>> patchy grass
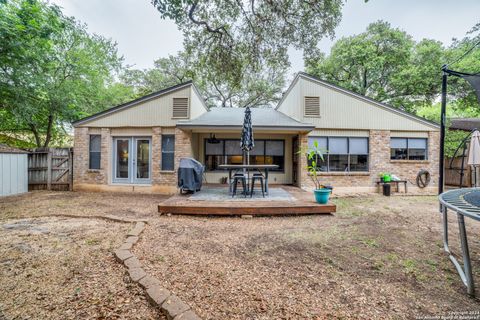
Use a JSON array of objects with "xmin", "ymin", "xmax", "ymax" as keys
[
  {"xmin": 0, "ymin": 191, "xmax": 168, "ymax": 221},
  {"xmin": 362, "ymin": 238, "xmax": 380, "ymax": 248},
  {"xmin": 135, "ymin": 194, "xmax": 480, "ymax": 319},
  {"xmin": 0, "ymin": 192, "xmax": 164, "ymax": 319},
  {"xmin": 2, "ymin": 191, "xmax": 480, "ymax": 319}
]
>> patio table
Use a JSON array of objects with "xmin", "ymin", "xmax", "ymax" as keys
[
  {"xmin": 376, "ymin": 180, "xmax": 408, "ymax": 193},
  {"xmin": 218, "ymin": 164, "xmax": 279, "ymax": 195},
  {"xmin": 439, "ymin": 188, "xmax": 480, "ymax": 296}
]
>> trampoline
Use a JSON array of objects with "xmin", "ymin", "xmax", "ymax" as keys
[{"xmin": 439, "ymin": 188, "xmax": 480, "ymax": 296}]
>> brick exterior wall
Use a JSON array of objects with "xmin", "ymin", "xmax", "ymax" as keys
[
  {"xmin": 151, "ymin": 127, "xmax": 162, "ymax": 185},
  {"xmin": 73, "ymin": 126, "xmax": 193, "ymax": 194},
  {"xmin": 73, "ymin": 127, "xmax": 108, "ymax": 185},
  {"xmin": 153, "ymin": 127, "xmax": 193, "ymax": 186},
  {"xmin": 74, "ymin": 126, "xmax": 439, "ymax": 195},
  {"xmin": 297, "ymin": 130, "xmax": 439, "ymax": 194}
]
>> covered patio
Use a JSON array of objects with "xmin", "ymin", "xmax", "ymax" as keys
[
  {"xmin": 165, "ymin": 107, "xmax": 338, "ymax": 215},
  {"xmin": 178, "ymin": 107, "xmax": 315, "ymax": 187},
  {"xmin": 158, "ymin": 185, "xmax": 336, "ymax": 216}
]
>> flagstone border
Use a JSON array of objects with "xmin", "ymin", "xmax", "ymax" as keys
[{"xmin": 114, "ymin": 221, "xmax": 201, "ymax": 320}]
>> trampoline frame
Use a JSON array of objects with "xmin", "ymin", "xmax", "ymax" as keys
[{"xmin": 439, "ymin": 188, "xmax": 480, "ymax": 296}]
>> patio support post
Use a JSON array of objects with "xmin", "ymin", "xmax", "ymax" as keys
[{"xmin": 439, "ymin": 66, "xmax": 448, "ymax": 195}]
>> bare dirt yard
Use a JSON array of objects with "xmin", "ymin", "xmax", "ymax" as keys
[
  {"xmin": 1, "ymin": 191, "xmax": 479, "ymax": 319},
  {"xmin": 0, "ymin": 191, "xmax": 167, "ymax": 320},
  {"xmin": 134, "ymin": 195, "xmax": 480, "ymax": 319}
]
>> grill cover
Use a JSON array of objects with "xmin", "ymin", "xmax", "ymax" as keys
[{"xmin": 178, "ymin": 158, "xmax": 204, "ymax": 192}]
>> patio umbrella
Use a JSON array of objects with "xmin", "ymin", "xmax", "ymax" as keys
[
  {"xmin": 468, "ymin": 130, "xmax": 480, "ymax": 186},
  {"xmin": 240, "ymin": 106, "xmax": 254, "ymax": 165}
]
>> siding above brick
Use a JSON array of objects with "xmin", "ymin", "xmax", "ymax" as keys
[
  {"xmin": 75, "ymin": 83, "xmax": 207, "ymax": 128},
  {"xmin": 277, "ymin": 73, "xmax": 439, "ymax": 132}
]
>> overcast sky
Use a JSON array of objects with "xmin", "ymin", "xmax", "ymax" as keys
[{"xmin": 52, "ymin": 0, "xmax": 479, "ymax": 76}]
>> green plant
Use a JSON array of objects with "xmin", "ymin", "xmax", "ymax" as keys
[
  {"xmin": 362, "ymin": 238, "xmax": 379, "ymax": 248},
  {"xmin": 85, "ymin": 238, "xmax": 100, "ymax": 245},
  {"xmin": 402, "ymin": 258, "xmax": 417, "ymax": 274},
  {"xmin": 298, "ymin": 140, "xmax": 326, "ymax": 190}
]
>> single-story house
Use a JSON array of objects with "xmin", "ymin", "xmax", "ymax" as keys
[{"xmin": 72, "ymin": 72, "xmax": 440, "ymax": 194}]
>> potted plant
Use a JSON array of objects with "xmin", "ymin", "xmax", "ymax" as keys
[{"xmin": 299, "ymin": 140, "xmax": 331, "ymax": 204}]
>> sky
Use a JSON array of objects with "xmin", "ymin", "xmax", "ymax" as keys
[{"xmin": 51, "ymin": 0, "xmax": 480, "ymax": 76}]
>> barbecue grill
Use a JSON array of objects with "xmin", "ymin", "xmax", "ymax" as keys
[{"xmin": 177, "ymin": 158, "xmax": 204, "ymax": 193}]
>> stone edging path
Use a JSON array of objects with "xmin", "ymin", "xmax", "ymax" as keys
[{"xmin": 114, "ymin": 221, "xmax": 201, "ymax": 320}]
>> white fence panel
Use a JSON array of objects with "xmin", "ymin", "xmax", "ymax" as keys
[{"xmin": 0, "ymin": 153, "xmax": 28, "ymax": 197}]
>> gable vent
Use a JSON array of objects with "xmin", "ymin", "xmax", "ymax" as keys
[
  {"xmin": 172, "ymin": 98, "xmax": 189, "ymax": 118},
  {"xmin": 304, "ymin": 96, "xmax": 320, "ymax": 117}
]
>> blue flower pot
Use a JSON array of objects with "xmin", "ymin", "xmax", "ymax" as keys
[{"xmin": 314, "ymin": 189, "xmax": 331, "ymax": 204}]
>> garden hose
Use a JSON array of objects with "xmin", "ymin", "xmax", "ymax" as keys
[{"xmin": 416, "ymin": 170, "xmax": 431, "ymax": 188}]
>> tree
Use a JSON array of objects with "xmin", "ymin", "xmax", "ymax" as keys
[
  {"xmin": 306, "ymin": 21, "xmax": 480, "ymax": 115},
  {"xmin": 305, "ymin": 21, "xmax": 429, "ymax": 112},
  {"xmin": 121, "ymin": 55, "xmax": 190, "ymax": 101},
  {"xmin": 121, "ymin": 52, "xmax": 196, "ymax": 97},
  {"xmin": 0, "ymin": 0, "xmax": 132, "ymax": 147},
  {"xmin": 416, "ymin": 102, "xmax": 479, "ymax": 158},
  {"xmin": 123, "ymin": 51, "xmax": 287, "ymax": 108},
  {"xmin": 151, "ymin": 0, "xmax": 344, "ymax": 102},
  {"xmin": 199, "ymin": 62, "xmax": 287, "ymax": 108},
  {"xmin": 390, "ymin": 39, "xmax": 445, "ymax": 110},
  {"xmin": 444, "ymin": 23, "xmax": 480, "ymax": 110}
]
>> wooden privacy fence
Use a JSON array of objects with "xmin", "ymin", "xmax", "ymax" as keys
[
  {"xmin": 445, "ymin": 157, "xmax": 480, "ymax": 187},
  {"xmin": 28, "ymin": 148, "xmax": 73, "ymax": 191}
]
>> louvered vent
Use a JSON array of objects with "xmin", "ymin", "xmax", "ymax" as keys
[
  {"xmin": 304, "ymin": 96, "xmax": 320, "ymax": 117},
  {"xmin": 172, "ymin": 98, "xmax": 189, "ymax": 118}
]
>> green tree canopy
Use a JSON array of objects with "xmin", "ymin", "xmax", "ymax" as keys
[
  {"xmin": 0, "ymin": 0, "xmax": 133, "ymax": 147},
  {"xmin": 151, "ymin": 0, "xmax": 344, "ymax": 104},
  {"xmin": 306, "ymin": 21, "xmax": 480, "ymax": 115},
  {"xmin": 123, "ymin": 51, "xmax": 287, "ymax": 108},
  {"xmin": 305, "ymin": 21, "xmax": 446, "ymax": 112},
  {"xmin": 444, "ymin": 22, "xmax": 480, "ymax": 109}
]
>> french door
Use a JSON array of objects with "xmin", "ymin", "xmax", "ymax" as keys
[{"xmin": 113, "ymin": 137, "xmax": 151, "ymax": 184}]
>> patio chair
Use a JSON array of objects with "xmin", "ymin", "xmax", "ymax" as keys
[
  {"xmin": 250, "ymin": 173, "xmax": 265, "ymax": 198},
  {"xmin": 232, "ymin": 173, "xmax": 247, "ymax": 198}
]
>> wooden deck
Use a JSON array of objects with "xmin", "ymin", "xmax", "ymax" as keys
[{"xmin": 158, "ymin": 186, "xmax": 336, "ymax": 216}]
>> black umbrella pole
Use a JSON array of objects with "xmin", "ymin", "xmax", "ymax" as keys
[{"xmin": 439, "ymin": 69, "xmax": 447, "ymax": 195}]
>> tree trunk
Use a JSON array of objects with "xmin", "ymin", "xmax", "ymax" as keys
[
  {"xmin": 29, "ymin": 124, "xmax": 42, "ymax": 147},
  {"xmin": 43, "ymin": 115, "xmax": 54, "ymax": 147},
  {"xmin": 362, "ymin": 68, "xmax": 368, "ymax": 95}
]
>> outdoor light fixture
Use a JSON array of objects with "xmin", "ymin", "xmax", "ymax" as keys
[{"xmin": 207, "ymin": 133, "xmax": 220, "ymax": 144}]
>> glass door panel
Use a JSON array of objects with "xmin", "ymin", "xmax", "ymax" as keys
[
  {"xmin": 116, "ymin": 139, "xmax": 130, "ymax": 179},
  {"xmin": 135, "ymin": 139, "xmax": 150, "ymax": 181},
  {"xmin": 113, "ymin": 137, "xmax": 151, "ymax": 184}
]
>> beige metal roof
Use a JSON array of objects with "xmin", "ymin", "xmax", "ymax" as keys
[{"xmin": 176, "ymin": 107, "xmax": 315, "ymax": 131}]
